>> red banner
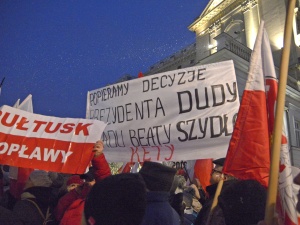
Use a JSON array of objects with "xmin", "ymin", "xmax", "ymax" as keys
[{"xmin": 0, "ymin": 105, "xmax": 107, "ymax": 174}]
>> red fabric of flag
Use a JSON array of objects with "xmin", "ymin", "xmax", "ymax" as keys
[
  {"xmin": 138, "ymin": 72, "xmax": 144, "ymax": 78},
  {"xmin": 193, "ymin": 159, "xmax": 213, "ymax": 195},
  {"xmin": 222, "ymin": 21, "xmax": 270, "ymax": 188},
  {"xmin": 263, "ymin": 32, "xmax": 298, "ymax": 225},
  {"xmin": 16, "ymin": 167, "xmax": 34, "ymax": 199}
]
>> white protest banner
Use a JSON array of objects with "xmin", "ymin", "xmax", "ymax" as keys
[
  {"xmin": 0, "ymin": 105, "xmax": 107, "ymax": 174},
  {"xmin": 86, "ymin": 60, "xmax": 239, "ymax": 162}
]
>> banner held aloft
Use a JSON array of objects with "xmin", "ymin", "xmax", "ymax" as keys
[{"xmin": 87, "ymin": 61, "xmax": 240, "ymax": 162}]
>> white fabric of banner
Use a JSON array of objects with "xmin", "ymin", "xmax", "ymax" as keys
[{"xmin": 86, "ymin": 61, "xmax": 240, "ymax": 162}]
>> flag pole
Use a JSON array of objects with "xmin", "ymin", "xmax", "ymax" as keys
[
  {"xmin": 205, "ymin": 175, "xmax": 224, "ymax": 225},
  {"xmin": 264, "ymin": 0, "xmax": 296, "ymax": 224}
]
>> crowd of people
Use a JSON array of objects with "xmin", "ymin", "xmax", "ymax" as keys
[{"xmin": 0, "ymin": 140, "xmax": 299, "ymax": 225}]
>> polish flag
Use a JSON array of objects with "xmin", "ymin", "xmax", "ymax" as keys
[
  {"xmin": 223, "ymin": 20, "xmax": 298, "ymax": 225},
  {"xmin": 193, "ymin": 159, "xmax": 213, "ymax": 195},
  {"xmin": 263, "ymin": 28, "xmax": 299, "ymax": 225},
  {"xmin": 222, "ymin": 21, "xmax": 270, "ymax": 188}
]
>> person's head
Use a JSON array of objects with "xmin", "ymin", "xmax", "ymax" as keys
[
  {"xmin": 210, "ymin": 158, "xmax": 235, "ymax": 185},
  {"xmin": 24, "ymin": 170, "xmax": 53, "ymax": 190},
  {"xmin": 293, "ymin": 172, "xmax": 300, "ymax": 212},
  {"xmin": 210, "ymin": 158, "xmax": 226, "ymax": 185},
  {"xmin": 49, "ymin": 171, "xmax": 64, "ymax": 189},
  {"xmin": 83, "ymin": 173, "xmax": 147, "ymax": 225},
  {"xmin": 139, "ymin": 161, "xmax": 177, "ymax": 192},
  {"xmin": 218, "ymin": 179, "xmax": 267, "ymax": 225},
  {"xmin": 66, "ymin": 175, "xmax": 84, "ymax": 192}
]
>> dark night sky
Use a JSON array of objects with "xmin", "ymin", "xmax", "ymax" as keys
[{"xmin": 0, "ymin": 1, "xmax": 209, "ymax": 118}]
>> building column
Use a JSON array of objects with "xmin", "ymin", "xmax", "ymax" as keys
[
  {"xmin": 242, "ymin": 0, "xmax": 259, "ymax": 50},
  {"xmin": 209, "ymin": 21, "xmax": 222, "ymax": 54}
]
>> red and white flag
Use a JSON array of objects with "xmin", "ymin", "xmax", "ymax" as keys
[
  {"xmin": 222, "ymin": 21, "xmax": 270, "ymax": 188},
  {"xmin": 193, "ymin": 159, "xmax": 213, "ymax": 195},
  {"xmin": 223, "ymin": 20, "xmax": 298, "ymax": 225},
  {"xmin": 276, "ymin": 132, "xmax": 299, "ymax": 225},
  {"xmin": 262, "ymin": 27, "xmax": 299, "ymax": 225}
]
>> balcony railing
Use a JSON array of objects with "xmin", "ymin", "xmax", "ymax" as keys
[{"xmin": 214, "ymin": 32, "xmax": 252, "ymax": 61}]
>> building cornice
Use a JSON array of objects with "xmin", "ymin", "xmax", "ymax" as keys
[{"xmin": 188, "ymin": 0, "xmax": 247, "ymax": 33}]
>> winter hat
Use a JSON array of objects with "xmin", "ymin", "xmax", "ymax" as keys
[
  {"xmin": 212, "ymin": 157, "xmax": 226, "ymax": 166},
  {"xmin": 67, "ymin": 175, "xmax": 84, "ymax": 186},
  {"xmin": 84, "ymin": 173, "xmax": 146, "ymax": 225},
  {"xmin": 139, "ymin": 161, "xmax": 177, "ymax": 192},
  {"xmin": 218, "ymin": 179, "xmax": 267, "ymax": 225},
  {"xmin": 49, "ymin": 172, "xmax": 64, "ymax": 188},
  {"xmin": 29, "ymin": 170, "xmax": 52, "ymax": 187}
]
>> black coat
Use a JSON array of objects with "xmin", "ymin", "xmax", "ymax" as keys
[
  {"xmin": 0, "ymin": 206, "xmax": 23, "ymax": 225},
  {"xmin": 193, "ymin": 180, "xmax": 236, "ymax": 225},
  {"xmin": 13, "ymin": 186, "xmax": 58, "ymax": 225}
]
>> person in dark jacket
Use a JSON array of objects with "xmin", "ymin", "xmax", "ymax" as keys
[
  {"xmin": 13, "ymin": 170, "xmax": 58, "ymax": 225},
  {"xmin": 199, "ymin": 179, "xmax": 267, "ymax": 225},
  {"xmin": 0, "ymin": 206, "xmax": 23, "ymax": 225},
  {"xmin": 83, "ymin": 173, "xmax": 147, "ymax": 225},
  {"xmin": 139, "ymin": 161, "xmax": 181, "ymax": 225},
  {"xmin": 194, "ymin": 158, "xmax": 235, "ymax": 225},
  {"xmin": 217, "ymin": 179, "xmax": 266, "ymax": 225}
]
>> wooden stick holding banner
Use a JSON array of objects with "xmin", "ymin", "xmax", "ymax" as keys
[
  {"xmin": 183, "ymin": 162, "xmax": 192, "ymax": 184},
  {"xmin": 264, "ymin": 0, "xmax": 296, "ymax": 224},
  {"xmin": 205, "ymin": 174, "xmax": 224, "ymax": 225}
]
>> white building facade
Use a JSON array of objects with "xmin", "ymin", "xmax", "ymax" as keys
[{"xmin": 145, "ymin": 0, "xmax": 300, "ymax": 166}]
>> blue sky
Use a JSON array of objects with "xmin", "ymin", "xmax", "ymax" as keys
[{"xmin": 0, "ymin": 1, "xmax": 209, "ymax": 118}]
